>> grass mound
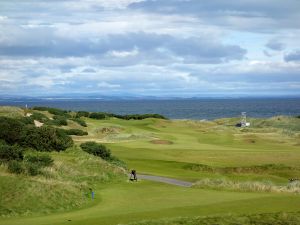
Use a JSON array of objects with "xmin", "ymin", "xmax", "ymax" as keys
[
  {"xmin": 0, "ymin": 146, "xmax": 126, "ymax": 217},
  {"xmin": 255, "ymin": 116, "xmax": 300, "ymax": 131},
  {"xmin": 184, "ymin": 163, "xmax": 296, "ymax": 175},
  {"xmin": 0, "ymin": 106, "xmax": 24, "ymax": 118},
  {"xmin": 193, "ymin": 178, "xmax": 300, "ymax": 193},
  {"xmin": 0, "ymin": 175, "xmax": 86, "ymax": 217},
  {"xmin": 126, "ymin": 211, "xmax": 300, "ymax": 225}
]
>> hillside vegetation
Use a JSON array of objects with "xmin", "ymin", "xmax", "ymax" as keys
[
  {"xmin": 0, "ymin": 106, "xmax": 300, "ymax": 225},
  {"xmin": 0, "ymin": 107, "xmax": 126, "ymax": 217}
]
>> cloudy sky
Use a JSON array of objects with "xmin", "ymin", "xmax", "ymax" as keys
[{"xmin": 0, "ymin": 0, "xmax": 300, "ymax": 97}]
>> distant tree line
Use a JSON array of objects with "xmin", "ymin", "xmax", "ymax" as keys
[
  {"xmin": 76, "ymin": 111, "xmax": 167, "ymax": 120},
  {"xmin": 32, "ymin": 106, "xmax": 70, "ymax": 117},
  {"xmin": 32, "ymin": 106, "xmax": 167, "ymax": 121}
]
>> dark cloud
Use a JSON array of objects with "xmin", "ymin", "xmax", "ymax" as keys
[
  {"xmin": 263, "ymin": 50, "xmax": 273, "ymax": 57},
  {"xmin": 129, "ymin": 0, "xmax": 300, "ymax": 30},
  {"xmin": 265, "ymin": 39, "xmax": 285, "ymax": 51},
  {"xmin": 82, "ymin": 68, "xmax": 97, "ymax": 73},
  {"xmin": 284, "ymin": 50, "xmax": 300, "ymax": 62},
  {"xmin": 0, "ymin": 32, "xmax": 246, "ymax": 64},
  {"xmin": 130, "ymin": 0, "xmax": 300, "ymax": 18}
]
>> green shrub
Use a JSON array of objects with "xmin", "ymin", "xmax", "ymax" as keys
[
  {"xmin": 89, "ymin": 112, "xmax": 107, "ymax": 120},
  {"xmin": 31, "ymin": 112, "xmax": 50, "ymax": 123},
  {"xmin": 52, "ymin": 128, "xmax": 74, "ymax": 150},
  {"xmin": 19, "ymin": 116, "xmax": 35, "ymax": 125},
  {"xmin": 0, "ymin": 117, "xmax": 24, "ymax": 144},
  {"xmin": 108, "ymin": 156, "xmax": 127, "ymax": 168},
  {"xmin": 20, "ymin": 126, "xmax": 73, "ymax": 151},
  {"xmin": 14, "ymin": 152, "xmax": 54, "ymax": 176},
  {"xmin": 75, "ymin": 111, "xmax": 90, "ymax": 118},
  {"xmin": 49, "ymin": 115, "xmax": 68, "ymax": 126},
  {"xmin": 7, "ymin": 160, "xmax": 24, "ymax": 174},
  {"xmin": 63, "ymin": 129, "xmax": 88, "ymax": 136},
  {"xmin": 114, "ymin": 113, "xmax": 167, "ymax": 120},
  {"xmin": 32, "ymin": 106, "xmax": 69, "ymax": 117},
  {"xmin": 0, "ymin": 144, "xmax": 23, "ymax": 162},
  {"xmin": 25, "ymin": 162, "xmax": 40, "ymax": 176},
  {"xmin": 70, "ymin": 118, "xmax": 87, "ymax": 127},
  {"xmin": 80, "ymin": 142, "xmax": 111, "ymax": 160},
  {"xmin": 48, "ymin": 108, "xmax": 69, "ymax": 117},
  {"xmin": 32, "ymin": 106, "xmax": 51, "ymax": 111},
  {"xmin": 88, "ymin": 112, "xmax": 167, "ymax": 120},
  {"xmin": 24, "ymin": 152, "xmax": 53, "ymax": 167},
  {"xmin": 20, "ymin": 112, "xmax": 51, "ymax": 125}
]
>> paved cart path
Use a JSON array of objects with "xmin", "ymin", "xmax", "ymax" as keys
[{"xmin": 133, "ymin": 174, "xmax": 193, "ymax": 187}]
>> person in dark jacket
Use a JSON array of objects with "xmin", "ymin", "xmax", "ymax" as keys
[{"xmin": 130, "ymin": 169, "xmax": 137, "ymax": 181}]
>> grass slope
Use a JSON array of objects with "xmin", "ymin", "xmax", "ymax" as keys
[
  {"xmin": 0, "ymin": 146, "xmax": 125, "ymax": 218},
  {"xmin": 1, "ymin": 181, "xmax": 300, "ymax": 225},
  {"xmin": 1, "ymin": 106, "xmax": 300, "ymax": 225}
]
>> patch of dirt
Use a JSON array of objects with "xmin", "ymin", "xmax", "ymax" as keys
[
  {"xmin": 96, "ymin": 126, "xmax": 123, "ymax": 134},
  {"xmin": 150, "ymin": 140, "xmax": 173, "ymax": 145},
  {"xmin": 244, "ymin": 138, "xmax": 256, "ymax": 144},
  {"xmin": 154, "ymin": 120, "xmax": 172, "ymax": 128},
  {"xmin": 34, "ymin": 120, "xmax": 44, "ymax": 127}
]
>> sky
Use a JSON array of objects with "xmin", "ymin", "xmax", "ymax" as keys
[{"xmin": 0, "ymin": 0, "xmax": 300, "ymax": 98}]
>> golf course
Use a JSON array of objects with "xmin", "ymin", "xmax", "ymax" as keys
[{"xmin": 1, "ymin": 106, "xmax": 300, "ymax": 225}]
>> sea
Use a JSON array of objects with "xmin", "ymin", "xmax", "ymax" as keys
[{"xmin": 0, "ymin": 98, "xmax": 299, "ymax": 120}]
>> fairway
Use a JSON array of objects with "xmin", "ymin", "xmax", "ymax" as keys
[
  {"xmin": 100, "ymin": 118, "xmax": 300, "ymax": 183},
  {"xmin": 1, "ymin": 112, "xmax": 300, "ymax": 225}
]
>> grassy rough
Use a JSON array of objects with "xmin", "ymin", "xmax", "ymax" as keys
[
  {"xmin": 184, "ymin": 163, "xmax": 295, "ymax": 174},
  {"xmin": 193, "ymin": 178, "xmax": 300, "ymax": 193},
  {"xmin": 126, "ymin": 212, "xmax": 300, "ymax": 225},
  {"xmin": 0, "ymin": 106, "xmax": 24, "ymax": 118},
  {"xmin": 0, "ymin": 146, "xmax": 126, "ymax": 217}
]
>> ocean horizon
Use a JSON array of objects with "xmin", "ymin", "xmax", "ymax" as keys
[{"xmin": 1, "ymin": 98, "xmax": 299, "ymax": 120}]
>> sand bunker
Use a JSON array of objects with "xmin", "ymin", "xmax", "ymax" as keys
[
  {"xmin": 34, "ymin": 120, "xmax": 44, "ymax": 127},
  {"xmin": 150, "ymin": 140, "xmax": 173, "ymax": 145},
  {"xmin": 95, "ymin": 126, "xmax": 123, "ymax": 134}
]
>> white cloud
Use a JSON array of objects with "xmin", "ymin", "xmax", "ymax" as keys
[
  {"xmin": 0, "ymin": 0, "xmax": 299, "ymax": 97},
  {"xmin": 97, "ymin": 82, "xmax": 121, "ymax": 88},
  {"xmin": 0, "ymin": 16, "xmax": 8, "ymax": 21},
  {"xmin": 108, "ymin": 47, "xmax": 139, "ymax": 58}
]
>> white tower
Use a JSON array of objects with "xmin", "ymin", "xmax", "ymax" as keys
[{"xmin": 241, "ymin": 112, "xmax": 250, "ymax": 127}]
